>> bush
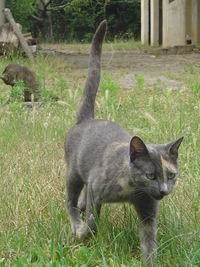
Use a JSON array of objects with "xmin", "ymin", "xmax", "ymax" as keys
[{"xmin": 6, "ymin": 0, "xmax": 141, "ymax": 41}]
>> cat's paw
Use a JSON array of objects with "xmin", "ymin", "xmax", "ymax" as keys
[
  {"xmin": 77, "ymin": 200, "xmax": 86, "ymax": 212},
  {"xmin": 76, "ymin": 222, "xmax": 89, "ymax": 239}
]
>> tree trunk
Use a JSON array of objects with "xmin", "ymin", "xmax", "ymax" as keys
[
  {"xmin": 33, "ymin": 0, "xmax": 68, "ymax": 41},
  {"xmin": 0, "ymin": 0, "xmax": 5, "ymax": 26},
  {"xmin": 46, "ymin": 10, "xmax": 53, "ymax": 41},
  {"xmin": 37, "ymin": 0, "xmax": 53, "ymax": 41},
  {"xmin": 40, "ymin": 11, "xmax": 53, "ymax": 41}
]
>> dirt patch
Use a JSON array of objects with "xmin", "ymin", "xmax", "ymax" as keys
[{"xmin": 41, "ymin": 48, "xmax": 200, "ymax": 90}]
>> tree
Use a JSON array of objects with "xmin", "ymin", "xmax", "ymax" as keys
[
  {"xmin": 6, "ymin": 0, "xmax": 69, "ymax": 41},
  {"xmin": 6, "ymin": 0, "xmax": 36, "ymax": 32},
  {"xmin": 53, "ymin": 0, "xmax": 140, "ymax": 41},
  {"xmin": 31, "ymin": 0, "xmax": 53, "ymax": 40},
  {"xmin": 31, "ymin": 0, "xmax": 70, "ymax": 41},
  {"xmin": 6, "ymin": 0, "xmax": 141, "ymax": 42}
]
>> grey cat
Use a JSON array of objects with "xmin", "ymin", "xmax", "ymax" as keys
[{"xmin": 64, "ymin": 20, "xmax": 183, "ymax": 266}]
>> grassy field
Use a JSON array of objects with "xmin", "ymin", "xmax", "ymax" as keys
[{"xmin": 0, "ymin": 52, "xmax": 199, "ymax": 267}]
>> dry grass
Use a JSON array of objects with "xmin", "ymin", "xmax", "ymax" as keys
[{"xmin": 40, "ymin": 39, "xmax": 143, "ymax": 54}]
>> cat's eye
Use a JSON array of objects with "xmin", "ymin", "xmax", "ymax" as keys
[
  {"xmin": 167, "ymin": 172, "xmax": 176, "ymax": 179},
  {"xmin": 146, "ymin": 173, "xmax": 156, "ymax": 180}
]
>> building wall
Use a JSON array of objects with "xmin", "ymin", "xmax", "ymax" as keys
[
  {"xmin": 191, "ymin": 0, "xmax": 200, "ymax": 45},
  {"xmin": 163, "ymin": 0, "xmax": 186, "ymax": 47},
  {"xmin": 141, "ymin": 0, "xmax": 200, "ymax": 47}
]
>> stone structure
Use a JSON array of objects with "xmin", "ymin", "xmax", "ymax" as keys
[
  {"xmin": 0, "ymin": 23, "xmax": 22, "ymax": 48},
  {"xmin": 141, "ymin": 0, "xmax": 200, "ymax": 47},
  {"xmin": 0, "ymin": 0, "xmax": 5, "ymax": 26}
]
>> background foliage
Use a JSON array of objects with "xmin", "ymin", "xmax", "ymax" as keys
[
  {"xmin": 6, "ymin": 0, "xmax": 37, "ymax": 33},
  {"xmin": 6, "ymin": 0, "xmax": 141, "ymax": 41}
]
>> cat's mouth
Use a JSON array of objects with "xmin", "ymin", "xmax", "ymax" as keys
[{"xmin": 153, "ymin": 194, "xmax": 164, "ymax": 200}]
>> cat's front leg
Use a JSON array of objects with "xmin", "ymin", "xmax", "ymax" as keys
[
  {"xmin": 86, "ymin": 183, "xmax": 102, "ymax": 231},
  {"xmin": 78, "ymin": 185, "xmax": 87, "ymax": 212},
  {"xmin": 76, "ymin": 182, "xmax": 102, "ymax": 239},
  {"xmin": 140, "ymin": 218, "xmax": 157, "ymax": 267},
  {"xmin": 131, "ymin": 192, "xmax": 158, "ymax": 266}
]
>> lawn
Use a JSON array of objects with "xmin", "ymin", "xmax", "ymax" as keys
[{"xmin": 0, "ymin": 50, "xmax": 199, "ymax": 267}]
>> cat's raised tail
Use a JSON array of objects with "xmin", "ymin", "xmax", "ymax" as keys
[{"xmin": 76, "ymin": 20, "xmax": 107, "ymax": 124}]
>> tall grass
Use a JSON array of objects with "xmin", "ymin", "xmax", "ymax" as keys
[{"xmin": 0, "ymin": 54, "xmax": 199, "ymax": 267}]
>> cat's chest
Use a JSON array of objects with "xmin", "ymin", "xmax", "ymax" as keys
[{"xmin": 102, "ymin": 176, "xmax": 136, "ymax": 203}]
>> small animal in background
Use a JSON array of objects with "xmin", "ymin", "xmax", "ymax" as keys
[
  {"xmin": 64, "ymin": 20, "xmax": 183, "ymax": 266},
  {"xmin": 0, "ymin": 64, "xmax": 40, "ymax": 102}
]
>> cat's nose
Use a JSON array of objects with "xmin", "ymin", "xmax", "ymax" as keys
[{"xmin": 159, "ymin": 184, "xmax": 169, "ymax": 196}]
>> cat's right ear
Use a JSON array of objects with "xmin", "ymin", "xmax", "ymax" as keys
[
  {"xmin": 167, "ymin": 136, "xmax": 184, "ymax": 157},
  {"xmin": 130, "ymin": 136, "xmax": 148, "ymax": 162}
]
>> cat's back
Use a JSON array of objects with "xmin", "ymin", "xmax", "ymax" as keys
[
  {"xmin": 19, "ymin": 66, "xmax": 38, "ymax": 90},
  {"xmin": 1, "ymin": 64, "xmax": 38, "ymax": 90},
  {"xmin": 65, "ymin": 119, "xmax": 130, "ymax": 162}
]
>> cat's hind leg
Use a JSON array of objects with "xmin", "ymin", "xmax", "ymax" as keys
[{"xmin": 66, "ymin": 172, "xmax": 87, "ymax": 236}]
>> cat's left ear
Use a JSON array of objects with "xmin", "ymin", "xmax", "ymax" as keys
[
  {"xmin": 167, "ymin": 136, "xmax": 184, "ymax": 156},
  {"xmin": 130, "ymin": 136, "xmax": 148, "ymax": 162}
]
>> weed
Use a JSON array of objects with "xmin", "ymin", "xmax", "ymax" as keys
[
  {"xmin": 10, "ymin": 80, "xmax": 25, "ymax": 102},
  {"xmin": 190, "ymin": 81, "xmax": 200, "ymax": 98},
  {"xmin": 135, "ymin": 74, "xmax": 145, "ymax": 90}
]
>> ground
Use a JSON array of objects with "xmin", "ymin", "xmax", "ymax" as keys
[{"xmin": 41, "ymin": 43, "xmax": 200, "ymax": 90}]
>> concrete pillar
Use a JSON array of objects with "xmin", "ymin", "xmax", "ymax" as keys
[
  {"xmin": 0, "ymin": 0, "xmax": 5, "ymax": 26},
  {"xmin": 151, "ymin": 0, "xmax": 159, "ymax": 46},
  {"xmin": 198, "ymin": 1, "xmax": 200, "ymax": 44},
  {"xmin": 141, "ymin": 0, "xmax": 149, "ymax": 45},
  {"xmin": 191, "ymin": 0, "xmax": 200, "ymax": 45},
  {"xmin": 162, "ymin": 0, "xmax": 187, "ymax": 47},
  {"xmin": 186, "ymin": 0, "xmax": 192, "ymax": 39}
]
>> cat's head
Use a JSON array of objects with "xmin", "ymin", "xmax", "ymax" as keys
[
  {"xmin": 129, "ymin": 136, "xmax": 183, "ymax": 200},
  {"xmin": 0, "ymin": 64, "xmax": 19, "ymax": 86}
]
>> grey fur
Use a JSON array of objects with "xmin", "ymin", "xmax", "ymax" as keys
[
  {"xmin": 76, "ymin": 20, "xmax": 106, "ymax": 123},
  {"xmin": 64, "ymin": 20, "xmax": 183, "ymax": 266}
]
